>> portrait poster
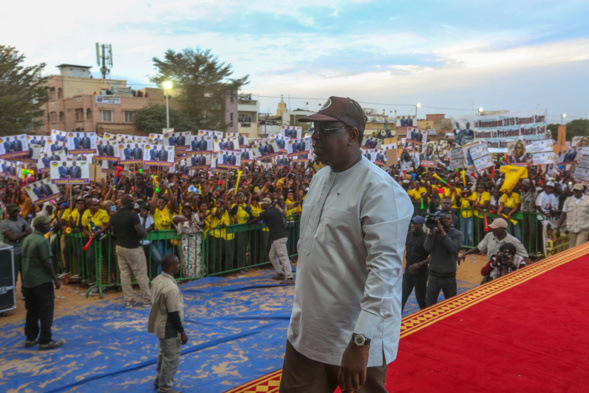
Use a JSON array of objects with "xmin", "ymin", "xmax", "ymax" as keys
[
  {"xmin": 188, "ymin": 153, "xmax": 211, "ymax": 169},
  {"xmin": 240, "ymin": 148, "xmax": 254, "ymax": 162},
  {"xmin": 506, "ymin": 140, "xmax": 532, "ymax": 166},
  {"xmin": 50, "ymin": 159, "xmax": 90, "ymax": 185},
  {"xmin": 281, "ymin": 126, "xmax": 302, "ymax": 139},
  {"xmin": 144, "ymin": 144, "xmax": 174, "ymax": 167},
  {"xmin": 44, "ymin": 140, "xmax": 68, "ymax": 155},
  {"xmin": 118, "ymin": 143, "xmax": 145, "ymax": 165},
  {"xmin": 217, "ymin": 150, "xmax": 241, "ymax": 168},
  {"xmin": 0, "ymin": 134, "xmax": 29, "ymax": 159},
  {"xmin": 67, "ymin": 132, "xmax": 97, "ymax": 154},
  {"xmin": 38, "ymin": 150, "xmax": 66, "ymax": 173},
  {"xmin": 188, "ymin": 134, "xmax": 213, "ymax": 154},
  {"xmin": 0, "ymin": 159, "xmax": 21, "ymax": 180},
  {"xmin": 50, "ymin": 129, "xmax": 67, "ymax": 142},
  {"xmin": 25, "ymin": 178, "xmax": 61, "ymax": 206}
]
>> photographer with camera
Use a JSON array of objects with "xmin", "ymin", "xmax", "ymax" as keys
[
  {"xmin": 424, "ymin": 211, "xmax": 464, "ymax": 307},
  {"xmin": 480, "ymin": 243, "xmax": 526, "ymax": 283},
  {"xmin": 458, "ymin": 218, "xmax": 528, "ymax": 264}
]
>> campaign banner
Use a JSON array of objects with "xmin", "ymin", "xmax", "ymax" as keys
[
  {"xmin": 44, "ymin": 140, "xmax": 68, "ymax": 155},
  {"xmin": 252, "ymin": 140, "xmax": 280, "ymax": 159},
  {"xmin": 213, "ymin": 137, "xmax": 238, "ymax": 152},
  {"xmin": 95, "ymin": 95, "xmax": 120, "ymax": 105},
  {"xmin": 216, "ymin": 150, "xmax": 240, "ymax": 167},
  {"xmin": 238, "ymin": 133, "xmax": 249, "ymax": 147},
  {"xmin": 530, "ymin": 139, "xmax": 556, "ymax": 166},
  {"xmin": 275, "ymin": 154, "xmax": 290, "ymax": 167},
  {"xmin": 281, "ymin": 126, "xmax": 302, "ymax": 139},
  {"xmin": 51, "ymin": 129, "xmax": 68, "ymax": 142},
  {"xmin": 463, "ymin": 142, "xmax": 494, "ymax": 172},
  {"xmin": 188, "ymin": 134, "xmax": 213, "ymax": 154},
  {"xmin": 50, "ymin": 160, "xmax": 90, "ymax": 184},
  {"xmin": 240, "ymin": 148, "xmax": 254, "ymax": 162},
  {"xmin": 67, "ymin": 132, "xmax": 97, "ymax": 154},
  {"xmin": 38, "ymin": 150, "xmax": 66, "ymax": 173},
  {"xmin": 362, "ymin": 136, "xmax": 382, "ymax": 150},
  {"xmin": 449, "ymin": 147, "xmax": 465, "ymax": 170},
  {"xmin": 24, "ymin": 178, "xmax": 61, "ymax": 206},
  {"xmin": 188, "ymin": 153, "xmax": 211, "ymax": 169},
  {"xmin": 405, "ymin": 129, "xmax": 427, "ymax": 145},
  {"xmin": 451, "ymin": 110, "xmax": 548, "ymax": 149},
  {"xmin": 286, "ymin": 138, "xmax": 311, "ymax": 157},
  {"xmin": 0, "ymin": 135, "xmax": 29, "ymax": 159},
  {"xmin": 27, "ymin": 135, "xmax": 50, "ymax": 148},
  {"xmin": 506, "ymin": 140, "xmax": 532, "ymax": 166},
  {"xmin": 164, "ymin": 131, "xmax": 192, "ymax": 148},
  {"xmin": 0, "ymin": 159, "xmax": 22, "ymax": 180},
  {"xmin": 144, "ymin": 144, "xmax": 174, "ymax": 167},
  {"xmin": 397, "ymin": 115, "xmax": 416, "ymax": 127}
]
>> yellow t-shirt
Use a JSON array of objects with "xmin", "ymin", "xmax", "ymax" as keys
[
  {"xmin": 408, "ymin": 187, "xmax": 427, "ymax": 202},
  {"xmin": 285, "ymin": 198, "xmax": 298, "ymax": 218},
  {"xmin": 250, "ymin": 204, "xmax": 269, "ymax": 232},
  {"xmin": 208, "ymin": 208, "xmax": 235, "ymax": 240},
  {"xmin": 153, "ymin": 206, "xmax": 173, "ymax": 231},
  {"xmin": 81, "ymin": 209, "xmax": 110, "ymax": 233},
  {"xmin": 231, "ymin": 203, "xmax": 250, "ymax": 224},
  {"xmin": 500, "ymin": 192, "xmax": 521, "ymax": 210},
  {"xmin": 471, "ymin": 191, "xmax": 491, "ymax": 218},
  {"xmin": 460, "ymin": 196, "xmax": 473, "ymax": 218},
  {"xmin": 62, "ymin": 208, "xmax": 84, "ymax": 235}
]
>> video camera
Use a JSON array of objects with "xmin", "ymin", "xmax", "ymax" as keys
[{"xmin": 425, "ymin": 210, "xmax": 444, "ymax": 229}]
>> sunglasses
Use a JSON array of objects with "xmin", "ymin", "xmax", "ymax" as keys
[{"xmin": 311, "ymin": 123, "xmax": 349, "ymax": 137}]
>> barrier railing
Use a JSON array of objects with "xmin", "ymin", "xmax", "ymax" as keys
[{"xmin": 50, "ymin": 215, "xmax": 302, "ymax": 298}]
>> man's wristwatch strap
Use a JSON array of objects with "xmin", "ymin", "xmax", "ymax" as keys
[{"xmin": 352, "ymin": 333, "xmax": 371, "ymax": 347}]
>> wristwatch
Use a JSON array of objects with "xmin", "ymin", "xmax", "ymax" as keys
[{"xmin": 351, "ymin": 333, "xmax": 371, "ymax": 347}]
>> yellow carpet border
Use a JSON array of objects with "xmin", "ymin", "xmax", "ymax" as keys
[{"xmin": 225, "ymin": 242, "xmax": 589, "ymax": 393}]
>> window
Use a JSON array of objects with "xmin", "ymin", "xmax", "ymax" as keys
[
  {"xmin": 123, "ymin": 111, "xmax": 135, "ymax": 123},
  {"xmin": 100, "ymin": 110, "xmax": 113, "ymax": 122}
]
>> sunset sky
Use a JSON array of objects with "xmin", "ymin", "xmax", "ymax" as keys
[{"xmin": 5, "ymin": 0, "xmax": 588, "ymax": 122}]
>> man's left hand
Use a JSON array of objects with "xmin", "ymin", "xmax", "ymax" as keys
[{"xmin": 338, "ymin": 342, "xmax": 369, "ymax": 392}]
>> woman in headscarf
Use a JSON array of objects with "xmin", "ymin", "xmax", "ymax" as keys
[{"xmin": 173, "ymin": 203, "xmax": 205, "ymax": 278}]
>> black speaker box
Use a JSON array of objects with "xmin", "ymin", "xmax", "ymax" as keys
[{"xmin": 0, "ymin": 243, "xmax": 16, "ymax": 313}]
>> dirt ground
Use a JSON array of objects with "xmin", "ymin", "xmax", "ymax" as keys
[{"xmin": 1, "ymin": 253, "xmax": 498, "ymax": 327}]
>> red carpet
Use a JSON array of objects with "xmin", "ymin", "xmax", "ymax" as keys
[{"xmin": 227, "ymin": 244, "xmax": 589, "ymax": 393}]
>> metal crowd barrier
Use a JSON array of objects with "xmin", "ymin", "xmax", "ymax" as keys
[{"xmin": 50, "ymin": 215, "xmax": 301, "ymax": 299}]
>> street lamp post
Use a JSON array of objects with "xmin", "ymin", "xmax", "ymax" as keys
[
  {"xmin": 561, "ymin": 113, "xmax": 567, "ymax": 124},
  {"xmin": 163, "ymin": 81, "xmax": 173, "ymax": 130},
  {"xmin": 415, "ymin": 103, "xmax": 421, "ymax": 118}
]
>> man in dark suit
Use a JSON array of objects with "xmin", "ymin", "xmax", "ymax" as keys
[
  {"xmin": 258, "ymin": 145, "xmax": 266, "ymax": 156},
  {"xmin": 39, "ymin": 138, "xmax": 46, "ymax": 147},
  {"xmin": 134, "ymin": 144, "xmax": 143, "ymax": 159},
  {"xmin": 123, "ymin": 144, "xmax": 133, "ymax": 160},
  {"xmin": 58, "ymin": 162, "xmax": 69, "ymax": 178},
  {"xmin": 32, "ymin": 186, "xmax": 44, "ymax": 199},
  {"xmin": 191, "ymin": 138, "xmax": 199, "ymax": 151},
  {"xmin": 13, "ymin": 137, "xmax": 22, "ymax": 152},
  {"xmin": 199, "ymin": 155, "xmax": 207, "ymax": 165},
  {"xmin": 41, "ymin": 183, "xmax": 53, "ymax": 197},
  {"xmin": 97, "ymin": 142, "xmax": 105, "ymax": 156},
  {"xmin": 199, "ymin": 136, "xmax": 208, "ymax": 151},
  {"xmin": 105, "ymin": 142, "xmax": 115, "ymax": 157},
  {"xmin": 265, "ymin": 142, "xmax": 274, "ymax": 154},
  {"xmin": 229, "ymin": 152, "xmax": 237, "ymax": 165},
  {"xmin": 241, "ymin": 149, "xmax": 249, "ymax": 160},
  {"xmin": 70, "ymin": 161, "xmax": 82, "ymax": 178},
  {"xmin": 218, "ymin": 139, "xmax": 226, "ymax": 150},
  {"xmin": 227, "ymin": 139, "xmax": 235, "ymax": 150},
  {"xmin": 238, "ymin": 135, "xmax": 244, "ymax": 146},
  {"xmin": 168, "ymin": 135, "xmax": 176, "ymax": 146},
  {"xmin": 158, "ymin": 146, "xmax": 168, "ymax": 162},
  {"xmin": 3, "ymin": 137, "xmax": 14, "ymax": 152},
  {"xmin": 299, "ymin": 140, "xmax": 307, "ymax": 152},
  {"xmin": 150, "ymin": 147, "xmax": 159, "ymax": 161},
  {"xmin": 73, "ymin": 134, "xmax": 82, "ymax": 149},
  {"xmin": 177, "ymin": 135, "xmax": 186, "ymax": 146},
  {"xmin": 41, "ymin": 154, "xmax": 50, "ymax": 168},
  {"xmin": 278, "ymin": 138, "xmax": 286, "ymax": 149},
  {"xmin": 82, "ymin": 133, "xmax": 92, "ymax": 149}
]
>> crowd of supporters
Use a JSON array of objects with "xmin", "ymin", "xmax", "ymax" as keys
[{"xmin": 0, "ymin": 134, "xmax": 585, "ymax": 299}]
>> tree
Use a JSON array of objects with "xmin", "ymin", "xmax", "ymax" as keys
[
  {"xmin": 151, "ymin": 48, "xmax": 249, "ymax": 131},
  {"xmin": 548, "ymin": 119, "xmax": 589, "ymax": 141},
  {"xmin": 0, "ymin": 45, "xmax": 48, "ymax": 135},
  {"xmin": 134, "ymin": 104, "xmax": 196, "ymax": 133}
]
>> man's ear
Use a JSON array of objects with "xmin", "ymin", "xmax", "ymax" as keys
[{"xmin": 348, "ymin": 127, "xmax": 359, "ymax": 145}]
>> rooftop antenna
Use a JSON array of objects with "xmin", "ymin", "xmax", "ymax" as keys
[{"xmin": 95, "ymin": 43, "xmax": 113, "ymax": 79}]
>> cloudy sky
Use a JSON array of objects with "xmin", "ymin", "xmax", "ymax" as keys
[{"xmin": 4, "ymin": 0, "xmax": 589, "ymax": 122}]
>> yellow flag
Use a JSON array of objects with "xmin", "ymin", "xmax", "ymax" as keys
[{"xmin": 235, "ymin": 170, "xmax": 243, "ymax": 194}]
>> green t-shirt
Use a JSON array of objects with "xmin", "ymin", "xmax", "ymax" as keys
[{"xmin": 21, "ymin": 231, "xmax": 53, "ymax": 288}]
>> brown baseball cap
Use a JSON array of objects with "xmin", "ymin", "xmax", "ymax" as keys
[{"xmin": 299, "ymin": 96, "xmax": 367, "ymax": 131}]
